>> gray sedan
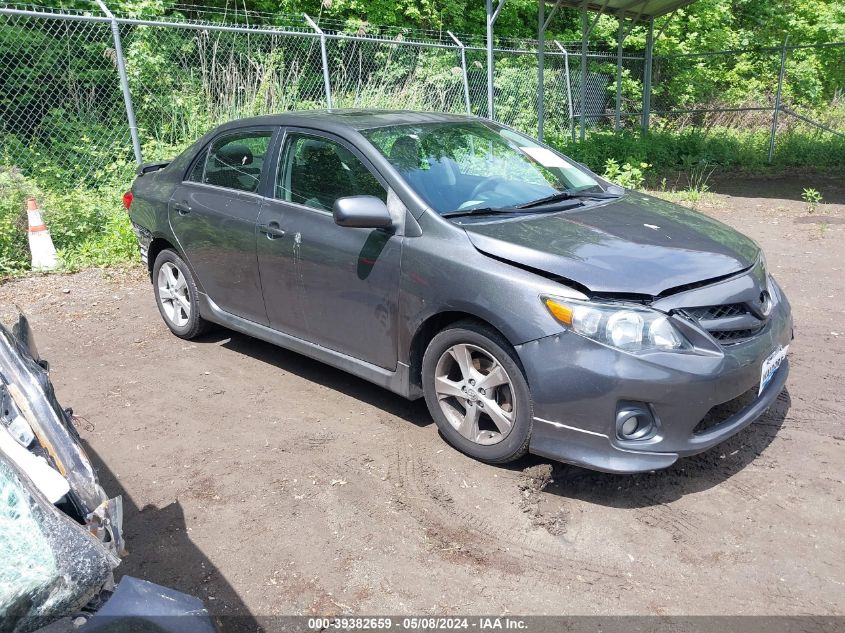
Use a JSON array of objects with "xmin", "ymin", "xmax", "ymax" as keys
[{"xmin": 125, "ymin": 110, "xmax": 792, "ymax": 473}]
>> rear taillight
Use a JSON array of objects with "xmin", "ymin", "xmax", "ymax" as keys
[{"xmin": 122, "ymin": 190, "xmax": 133, "ymax": 210}]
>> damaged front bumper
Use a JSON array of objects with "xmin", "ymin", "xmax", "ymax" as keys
[{"xmin": 518, "ymin": 280, "xmax": 794, "ymax": 474}]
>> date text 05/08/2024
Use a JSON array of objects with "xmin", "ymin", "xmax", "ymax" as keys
[{"xmin": 307, "ymin": 617, "xmax": 528, "ymax": 630}]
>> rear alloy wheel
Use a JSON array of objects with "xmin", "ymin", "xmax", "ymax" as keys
[
  {"xmin": 422, "ymin": 322, "xmax": 532, "ymax": 463},
  {"xmin": 152, "ymin": 249, "xmax": 208, "ymax": 339},
  {"xmin": 158, "ymin": 262, "xmax": 191, "ymax": 328}
]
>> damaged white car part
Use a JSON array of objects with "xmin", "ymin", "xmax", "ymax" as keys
[
  {"xmin": 0, "ymin": 384, "xmax": 35, "ymax": 448},
  {"xmin": 0, "ymin": 316, "xmax": 119, "ymax": 530}
]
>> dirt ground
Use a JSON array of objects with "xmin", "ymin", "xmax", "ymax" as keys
[{"xmin": 1, "ymin": 174, "xmax": 844, "ymax": 619}]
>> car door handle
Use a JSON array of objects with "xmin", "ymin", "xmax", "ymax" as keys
[
  {"xmin": 259, "ymin": 222, "xmax": 286, "ymax": 239},
  {"xmin": 173, "ymin": 202, "xmax": 191, "ymax": 215}
]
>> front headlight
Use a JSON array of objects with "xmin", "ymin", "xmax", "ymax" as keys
[{"xmin": 542, "ymin": 296, "xmax": 690, "ymax": 352}]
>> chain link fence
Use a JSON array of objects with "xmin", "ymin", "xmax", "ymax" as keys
[
  {"xmin": 0, "ymin": 10, "xmax": 133, "ymax": 185},
  {"xmin": 122, "ymin": 22, "xmax": 328, "ymax": 154},
  {"xmin": 327, "ymin": 37, "xmax": 466, "ymax": 113},
  {"xmin": 0, "ymin": 4, "xmax": 842, "ymax": 192},
  {"xmin": 644, "ymin": 42, "xmax": 845, "ymax": 157}
]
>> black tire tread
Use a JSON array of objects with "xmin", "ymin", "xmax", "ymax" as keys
[{"xmin": 152, "ymin": 249, "xmax": 210, "ymax": 340}]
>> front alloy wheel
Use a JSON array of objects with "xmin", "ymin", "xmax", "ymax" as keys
[
  {"xmin": 434, "ymin": 343, "xmax": 516, "ymax": 445},
  {"xmin": 422, "ymin": 321, "xmax": 533, "ymax": 463}
]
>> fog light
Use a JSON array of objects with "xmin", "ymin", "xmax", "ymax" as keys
[
  {"xmin": 621, "ymin": 416, "xmax": 640, "ymax": 437},
  {"xmin": 616, "ymin": 403, "xmax": 655, "ymax": 440}
]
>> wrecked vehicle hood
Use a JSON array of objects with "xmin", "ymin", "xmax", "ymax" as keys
[
  {"xmin": 0, "ymin": 314, "xmax": 216, "ymax": 633},
  {"xmin": 0, "ymin": 314, "xmax": 123, "ymax": 632},
  {"xmin": 462, "ymin": 192, "xmax": 760, "ymax": 296}
]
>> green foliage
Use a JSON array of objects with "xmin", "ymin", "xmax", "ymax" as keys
[
  {"xmin": 549, "ymin": 125, "xmax": 845, "ymax": 176},
  {"xmin": 601, "ymin": 158, "xmax": 650, "ymax": 190},
  {"xmin": 0, "ymin": 169, "xmax": 36, "ymax": 275},
  {"xmin": 801, "ymin": 187, "xmax": 823, "ymax": 213},
  {"xmin": 0, "ymin": 167, "xmax": 137, "ymax": 277}
]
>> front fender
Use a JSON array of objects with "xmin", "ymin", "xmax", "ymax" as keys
[{"xmin": 398, "ymin": 214, "xmax": 582, "ymax": 363}]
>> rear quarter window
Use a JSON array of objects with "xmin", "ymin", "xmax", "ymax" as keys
[{"xmin": 187, "ymin": 131, "xmax": 273, "ymax": 193}]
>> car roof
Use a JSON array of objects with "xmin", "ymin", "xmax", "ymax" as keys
[{"xmin": 214, "ymin": 109, "xmax": 480, "ymax": 134}]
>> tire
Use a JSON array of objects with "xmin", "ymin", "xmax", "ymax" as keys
[
  {"xmin": 422, "ymin": 320, "xmax": 533, "ymax": 463},
  {"xmin": 152, "ymin": 249, "xmax": 209, "ymax": 340}
]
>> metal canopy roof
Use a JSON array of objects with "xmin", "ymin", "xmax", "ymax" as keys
[
  {"xmin": 486, "ymin": 0, "xmax": 703, "ymax": 139},
  {"xmin": 544, "ymin": 0, "xmax": 698, "ymax": 21}
]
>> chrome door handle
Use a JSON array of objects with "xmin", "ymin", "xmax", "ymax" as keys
[{"xmin": 259, "ymin": 223, "xmax": 286, "ymax": 239}]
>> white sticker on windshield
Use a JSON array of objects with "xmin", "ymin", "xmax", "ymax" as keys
[{"xmin": 519, "ymin": 146, "xmax": 574, "ymax": 169}]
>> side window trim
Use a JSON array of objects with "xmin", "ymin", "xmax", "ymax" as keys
[
  {"xmin": 273, "ymin": 127, "xmax": 389, "ymax": 214},
  {"xmin": 183, "ymin": 126, "xmax": 276, "ymax": 195},
  {"xmin": 184, "ymin": 142, "xmax": 210, "ymax": 183}
]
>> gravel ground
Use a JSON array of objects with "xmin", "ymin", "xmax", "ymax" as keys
[{"xmin": 1, "ymin": 175, "xmax": 843, "ymax": 620}]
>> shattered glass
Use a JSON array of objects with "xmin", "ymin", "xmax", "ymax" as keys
[{"xmin": 0, "ymin": 457, "xmax": 117, "ymax": 633}]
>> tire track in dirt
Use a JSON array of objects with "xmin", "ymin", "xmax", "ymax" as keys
[{"xmin": 388, "ymin": 431, "xmax": 631, "ymax": 587}]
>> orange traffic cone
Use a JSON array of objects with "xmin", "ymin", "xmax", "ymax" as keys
[{"xmin": 26, "ymin": 197, "xmax": 58, "ymax": 271}]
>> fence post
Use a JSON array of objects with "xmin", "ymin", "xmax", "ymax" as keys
[
  {"xmin": 95, "ymin": 0, "xmax": 142, "ymax": 166},
  {"xmin": 304, "ymin": 14, "xmax": 333, "ymax": 109},
  {"xmin": 579, "ymin": 9, "xmax": 588, "ymax": 141},
  {"xmin": 768, "ymin": 36, "xmax": 789, "ymax": 163},
  {"xmin": 641, "ymin": 17, "xmax": 654, "ymax": 134},
  {"xmin": 614, "ymin": 16, "xmax": 624, "ymax": 132},
  {"xmin": 553, "ymin": 41, "xmax": 575, "ymax": 143},
  {"xmin": 537, "ymin": 0, "xmax": 545, "ymax": 140},
  {"xmin": 448, "ymin": 31, "xmax": 472, "ymax": 115}
]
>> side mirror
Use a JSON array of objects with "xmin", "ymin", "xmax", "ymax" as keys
[{"xmin": 333, "ymin": 196, "xmax": 394, "ymax": 229}]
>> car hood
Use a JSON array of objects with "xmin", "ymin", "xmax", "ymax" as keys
[{"xmin": 462, "ymin": 192, "xmax": 760, "ymax": 296}]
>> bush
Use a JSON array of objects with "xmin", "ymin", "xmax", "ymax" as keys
[
  {"xmin": 602, "ymin": 158, "xmax": 651, "ymax": 189},
  {"xmin": 547, "ymin": 126, "xmax": 845, "ymax": 177},
  {"xmin": 0, "ymin": 167, "xmax": 138, "ymax": 277},
  {"xmin": 0, "ymin": 168, "xmax": 38, "ymax": 275}
]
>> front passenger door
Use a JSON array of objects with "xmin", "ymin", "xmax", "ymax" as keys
[{"xmin": 256, "ymin": 130, "xmax": 402, "ymax": 370}]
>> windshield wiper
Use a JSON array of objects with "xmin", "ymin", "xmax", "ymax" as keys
[
  {"xmin": 440, "ymin": 206, "xmax": 513, "ymax": 218},
  {"xmin": 517, "ymin": 189, "xmax": 622, "ymax": 209},
  {"xmin": 440, "ymin": 201, "xmax": 583, "ymax": 218},
  {"xmin": 442, "ymin": 197, "xmax": 590, "ymax": 219}
]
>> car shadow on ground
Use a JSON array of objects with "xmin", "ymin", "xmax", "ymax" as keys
[
  {"xmin": 509, "ymin": 389, "xmax": 791, "ymax": 509},
  {"xmin": 705, "ymin": 173, "xmax": 845, "ymax": 204},
  {"xmin": 81, "ymin": 440, "xmax": 263, "ymax": 632},
  {"xmin": 194, "ymin": 328, "xmax": 789, "ymax": 510},
  {"xmin": 198, "ymin": 329, "xmax": 433, "ymax": 428}
]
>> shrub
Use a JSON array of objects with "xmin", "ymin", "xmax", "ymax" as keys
[
  {"xmin": 602, "ymin": 158, "xmax": 651, "ymax": 189},
  {"xmin": 546, "ymin": 126, "xmax": 845, "ymax": 176},
  {"xmin": 0, "ymin": 167, "xmax": 138, "ymax": 277},
  {"xmin": 0, "ymin": 168, "xmax": 39, "ymax": 275}
]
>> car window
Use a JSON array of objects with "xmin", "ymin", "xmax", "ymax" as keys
[
  {"xmin": 363, "ymin": 122, "xmax": 601, "ymax": 214},
  {"xmin": 186, "ymin": 149, "xmax": 206, "ymax": 182},
  {"xmin": 192, "ymin": 131, "xmax": 272, "ymax": 193},
  {"xmin": 276, "ymin": 134, "xmax": 386, "ymax": 211}
]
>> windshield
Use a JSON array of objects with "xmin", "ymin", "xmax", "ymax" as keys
[{"xmin": 362, "ymin": 121, "xmax": 602, "ymax": 214}]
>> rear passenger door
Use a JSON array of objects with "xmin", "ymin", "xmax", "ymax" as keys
[{"xmin": 170, "ymin": 128, "xmax": 275, "ymax": 325}]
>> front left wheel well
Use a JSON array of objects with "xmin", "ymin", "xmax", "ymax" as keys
[{"xmin": 408, "ymin": 312, "xmax": 513, "ymax": 390}]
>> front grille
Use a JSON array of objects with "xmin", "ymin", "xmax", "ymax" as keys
[
  {"xmin": 686, "ymin": 303, "xmax": 746, "ymax": 321},
  {"xmin": 682, "ymin": 302, "xmax": 766, "ymax": 346},
  {"xmin": 710, "ymin": 326, "xmax": 766, "ymax": 342},
  {"xmin": 693, "ymin": 385, "xmax": 759, "ymax": 435}
]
